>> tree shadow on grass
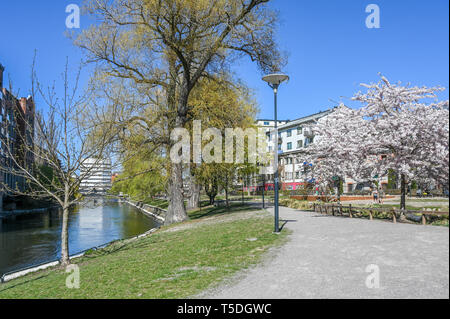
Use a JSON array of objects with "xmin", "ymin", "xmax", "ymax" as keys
[
  {"xmin": 0, "ymin": 272, "xmax": 54, "ymax": 293},
  {"xmin": 188, "ymin": 203, "xmax": 255, "ymax": 220}
]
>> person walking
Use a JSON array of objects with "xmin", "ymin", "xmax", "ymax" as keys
[
  {"xmin": 372, "ymin": 188, "xmax": 379, "ymax": 204},
  {"xmin": 417, "ymin": 188, "xmax": 422, "ymax": 198},
  {"xmin": 379, "ymin": 189, "xmax": 384, "ymax": 204}
]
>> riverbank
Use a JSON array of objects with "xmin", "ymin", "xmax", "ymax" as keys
[
  {"xmin": 0, "ymin": 204, "xmax": 288, "ymax": 298},
  {"xmin": 121, "ymin": 199, "xmax": 166, "ymax": 223},
  {"xmin": 0, "ymin": 200, "xmax": 158, "ymax": 278}
]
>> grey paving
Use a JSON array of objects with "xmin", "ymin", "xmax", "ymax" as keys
[{"xmin": 202, "ymin": 206, "xmax": 449, "ymax": 299}]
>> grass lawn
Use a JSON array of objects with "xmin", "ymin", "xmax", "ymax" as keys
[
  {"xmin": 405, "ymin": 198, "xmax": 450, "ymax": 203},
  {"xmin": 0, "ymin": 205, "xmax": 287, "ymax": 299}
]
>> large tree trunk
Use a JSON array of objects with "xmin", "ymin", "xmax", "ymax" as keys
[
  {"xmin": 186, "ymin": 163, "xmax": 200, "ymax": 210},
  {"xmin": 187, "ymin": 182, "xmax": 201, "ymax": 210},
  {"xmin": 400, "ymin": 173, "xmax": 406, "ymax": 210},
  {"xmin": 165, "ymin": 162, "xmax": 188, "ymax": 225},
  {"xmin": 337, "ymin": 177, "xmax": 341, "ymax": 203},
  {"xmin": 400, "ymin": 173, "xmax": 407, "ymax": 220},
  {"xmin": 225, "ymin": 175, "xmax": 230, "ymax": 208},
  {"xmin": 60, "ymin": 204, "xmax": 70, "ymax": 266}
]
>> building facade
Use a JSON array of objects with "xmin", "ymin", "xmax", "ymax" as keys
[
  {"xmin": 0, "ymin": 63, "xmax": 35, "ymax": 205},
  {"xmin": 258, "ymin": 109, "xmax": 388, "ymax": 193},
  {"xmin": 79, "ymin": 158, "xmax": 112, "ymax": 195}
]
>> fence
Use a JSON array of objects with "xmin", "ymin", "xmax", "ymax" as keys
[{"xmin": 312, "ymin": 203, "xmax": 449, "ymax": 225}]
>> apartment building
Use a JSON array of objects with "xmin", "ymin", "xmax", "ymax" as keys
[
  {"xmin": 258, "ymin": 108, "xmax": 388, "ymax": 193},
  {"xmin": 79, "ymin": 158, "xmax": 112, "ymax": 195},
  {"xmin": 0, "ymin": 63, "xmax": 35, "ymax": 205}
]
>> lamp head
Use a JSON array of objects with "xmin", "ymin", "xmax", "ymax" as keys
[{"xmin": 262, "ymin": 73, "xmax": 289, "ymax": 87}]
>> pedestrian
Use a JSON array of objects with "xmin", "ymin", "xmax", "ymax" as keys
[
  {"xmin": 372, "ymin": 188, "xmax": 378, "ymax": 203},
  {"xmin": 417, "ymin": 188, "xmax": 422, "ymax": 198}
]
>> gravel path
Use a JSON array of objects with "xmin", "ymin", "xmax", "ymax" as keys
[{"xmin": 200, "ymin": 205, "xmax": 449, "ymax": 299}]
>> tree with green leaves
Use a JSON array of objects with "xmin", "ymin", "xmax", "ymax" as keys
[{"xmin": 74, "ymin": 0, "xmax": 285, "ymax": 224}]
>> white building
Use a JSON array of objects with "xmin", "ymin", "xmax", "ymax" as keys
[
  {"xmin": 258, "ymin": 108, "xmax": 388, "ymax": 193},
  {"xmin": 79, "ymin": 158, "xmax": 112, "ymax": 195}
]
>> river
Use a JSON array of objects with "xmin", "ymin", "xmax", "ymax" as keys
[{"xmin": 0, "ymin": 199, "xmax": 160, "ymax": 276}]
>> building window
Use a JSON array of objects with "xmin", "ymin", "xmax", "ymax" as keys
[
  {"xmin": 297, "ymin": 126, "xmax": 303, "ymax": 135},
  {"xmin": 287, "ymin": 129, "xmax": 292, "ymax": 137},
  {"xmin": 297, "ymin": 140, "xmax": 303, "ymax": 148},
  {"xmin": 264, "ymin": 121, "xmax": 270, "ymax": 126},
  {"xmin": 287, "ymin": 142, "xmax": 292, "ymax": 150},
  {"xmin": 305, "ymin": 137, "xmax": 314, "ymax": 146}
]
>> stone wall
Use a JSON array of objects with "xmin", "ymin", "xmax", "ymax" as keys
[{"xmin": 125, "ymin": 200, "xmax": 166, "ymax": 223}]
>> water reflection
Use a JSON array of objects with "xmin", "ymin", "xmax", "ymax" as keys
[{"xmin": 0, "ymin": 200, "xmax": 159, "ymax": 275}]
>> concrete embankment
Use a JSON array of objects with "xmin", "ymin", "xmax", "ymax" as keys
[{"xmin": 121, "ymin": 199, "xmax": 166, "ymax": 223}]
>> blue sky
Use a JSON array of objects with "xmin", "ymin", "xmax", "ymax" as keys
[{"xmin": 0, "ymin": 0, "xmax": 448, "ymax": 121}]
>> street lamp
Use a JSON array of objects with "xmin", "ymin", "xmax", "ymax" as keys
[{"xmin": 262, "ymin": 73, "xmax": 289, "ymax": 233}]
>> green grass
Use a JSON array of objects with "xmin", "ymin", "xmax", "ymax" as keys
[
  {"xmin": 406, "ymin": 199, "xmax": 450, "ymax": 203},
  {"xmin": 188, "ymin": 203, "xmax": 257, "ymax": 220},
  {"xmin": 0, "ymin": 206, "xmax": 288, "ymax": 299}
]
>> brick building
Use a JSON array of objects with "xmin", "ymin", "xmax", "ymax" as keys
[{"xmin": 0, "ymin": 63, "xmax": 35, "ymax": 206}]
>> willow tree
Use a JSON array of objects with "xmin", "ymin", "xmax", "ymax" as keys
[
  {"xmin": 187, "ymin": 75, "xmax": 258, "ymax": 209},
  {"xmin": 75, "ymin": 0, "xmax": 285, "ymax": 224}
]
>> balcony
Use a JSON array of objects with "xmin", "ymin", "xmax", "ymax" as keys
[{"xmin": 303, "ymin": 127, "xmax": 314, "ymax": 137}]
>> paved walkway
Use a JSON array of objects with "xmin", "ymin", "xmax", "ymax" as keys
[{"xmin": 201, "ymin": 206, "xmax": 449, "ymax": 299}]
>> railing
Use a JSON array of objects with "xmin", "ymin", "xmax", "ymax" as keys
[{"xmin": 312, "ymin": 203, "xmax": 449, "ymax": 225}]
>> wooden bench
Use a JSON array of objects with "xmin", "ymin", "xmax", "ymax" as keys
[{"xmin": 313, "ymin": 203, "xmax": 448, "ymax": 225}]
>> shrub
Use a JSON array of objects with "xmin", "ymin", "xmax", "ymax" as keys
[{"xmin": 278, "ymin": 198, "xmax": 312, "ymax": 211}]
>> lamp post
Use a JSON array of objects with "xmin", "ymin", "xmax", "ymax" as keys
[{"xmin": 262, "ymin": 73, "xmax": 289, "ymax": 233}]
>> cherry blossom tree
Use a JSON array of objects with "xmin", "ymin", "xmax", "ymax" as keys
[
  {"xmin": 354, "ymin": 76, "xmax": 449, "ymax": 210},
  {"xmin": 304, "ymin": 76, "xmax": 449, "ymax": 211},
  {"xmin": 303, "ymin": 104, "xmax": 386, "ymax": 202}
]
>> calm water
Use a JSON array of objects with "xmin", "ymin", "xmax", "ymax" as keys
[{"xmin": 0, "ymin": 199, "xmax": 159, "ymax": 276}]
